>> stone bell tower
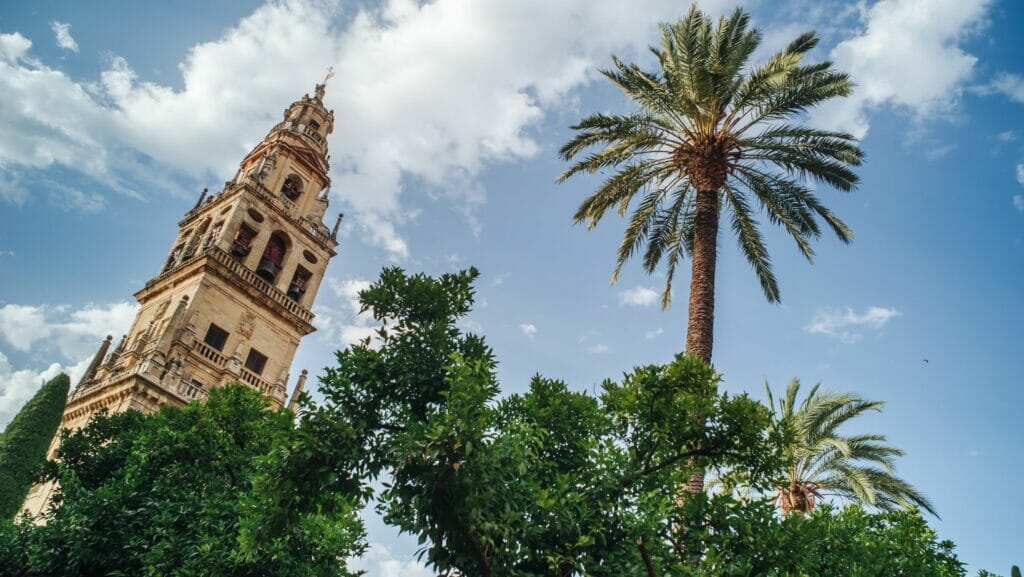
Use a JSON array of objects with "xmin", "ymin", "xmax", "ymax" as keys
[{"xmin": 23, "ymin": 82, "xmax": 343, "ymax": 515}]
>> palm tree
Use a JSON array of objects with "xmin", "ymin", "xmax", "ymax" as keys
[
  {"xmin": 559, "ymin": 7, "xmax": 863, "ymax": 364},
  {"xmin": 766, "ymin": 379, "xmax": 936, "ymax": 516}
]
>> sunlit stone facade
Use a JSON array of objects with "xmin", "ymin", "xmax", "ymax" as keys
[{"xmin": 24, "ymin": 83, "xmax": 341, "ymax": 516}]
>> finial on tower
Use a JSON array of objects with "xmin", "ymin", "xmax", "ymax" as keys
[
  {"xmin": 332, "ymin": 212, "xmax": 344, "ymax": 240},
  {"xmin": 315, "ymin": 67, "xmax": 335, "ymax": 100}
]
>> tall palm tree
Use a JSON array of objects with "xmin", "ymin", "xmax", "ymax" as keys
[
  {"xmin": 559, "ymin": 7, "xmax": 863, "ymax": 365},
  {"xmin": 766, "ymin": 378, "xmax": 936, "ymax": 516}
]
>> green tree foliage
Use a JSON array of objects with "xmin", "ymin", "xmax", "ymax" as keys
[
  {"xmin": 765, "ymin": 378, "xmax": 936, "ymax": 516},
  {"xmin": 0, "ymin": 384, "xmax": 365, "ymax": 577},
  {"xmin": 0, "ymin": 373, "xmax": 69, "ymax": 519},
  {"xmin": 280, "ymin": 266, "xmax": 964, "ymax": 576},
  {"xmin": 1013, "ymin": 566, "xmax": 1022, "ymax": 577},
  {"xmin": 0, "ymin": 267, "xmax": 973, "ymax": 576},
  {"xmin": 686, "ymin": 502, "xmax": 964, "ymax": 576},
  {"xmin": 289, "ymin": 267, "xmax": 782, "ymax": 576}
]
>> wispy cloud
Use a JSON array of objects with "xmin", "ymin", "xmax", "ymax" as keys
[
  {"xmin": 50, "ymin": 21, "xmax": 78, "ymax": 53},
  {"xmin": 519, "ymin": 323, "xmax": 537, "ymax": 339},
  {"xmin": 805, "ymin": 306, "xmax": 901, "ymax": 343},
  {"xmin": 2, "ymin": 0, "xmax": 730, "ymax": 257},
  {"xmin": 617, "ymin": 285, "xmax": 659, "ymax": 307},
  {"xmin": 1013, "ymin": 195, "xmax": 1024, "ymax": 213},
  {"xmin": 643, "ymin": 327, "xmax": 664, "ymax": 341},
  {"xmin": 974, "ymin": 72, "xmax": 1024, "ymax": 103},
  {"xmin": 0, "ymin": 301, "xmax": 137, "ymax": 427},
  {"xmin": 315, "ymin": 278, "xmax": 378, "ymax": 347},
  {"xmin": 587, "ymin": 343, "xmax": 609, "ymax": 354}
]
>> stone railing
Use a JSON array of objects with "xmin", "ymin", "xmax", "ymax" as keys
[
  {"xmin": 240, "ymin": 367, "xmax": 274, "ymax": 396},
  {"xmin": 194, "ymin": 340, "xmax": 227, "ymax": 366},
  {"xmin": 176, "ymin": 380, "xmax": 209, "ymax": 402},
  {"xmin": 144, "ymin": 245, "xmax": 313, "ymax": 326},
  {"xmin": 206, "ymin": 246, "xmax": 314, "ymax": 324},
  {"xmin": 268, "ymin": 120, "xmax": 326, "ymax": 147}
]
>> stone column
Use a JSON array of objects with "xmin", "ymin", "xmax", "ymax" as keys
[
  {"xmin": 243, "ymin": 227, "xmax": 272, "ymax": 271},
  {"xmin": 77, "ymin": 335, "xmax": 113, "ymax": 388},
  {"xmin": 287, "ymin": 369, "xmax": 308, "ymax": 411}
]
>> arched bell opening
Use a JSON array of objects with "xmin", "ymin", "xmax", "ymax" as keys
[
  {"xmin": 287, "ymin": 266, "xmax": 312, "ymax": 302},
  {"xmin": 256, "ymin": 232, "xmax": 289, "ymax": 283},
  {"xmin": 280, "ymin": 174, "xmax": 304, "ymax": 202},
  {"xmin": 231, "ymin": 223, "xmax": 257, "ymax": 259}
]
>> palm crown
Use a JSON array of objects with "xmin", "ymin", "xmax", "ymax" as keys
[
  {"xmin": 559, "ymin": 6, "xmax": 863, "ymax": 311},
  {"xmin": 767, "ymin": 379, "xmax": 936, "ymax": 516}
]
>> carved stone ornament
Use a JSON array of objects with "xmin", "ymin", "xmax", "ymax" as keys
[{"xmin": 238, "ymin": 312, "xmax": 257, "ymax": 339}]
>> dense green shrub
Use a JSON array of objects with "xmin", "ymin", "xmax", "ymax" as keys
[{"xmin": 0, "ymin": 373, "xmax": 69, "ymax": 519}]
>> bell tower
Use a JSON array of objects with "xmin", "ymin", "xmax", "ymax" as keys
[{"xmin": 23, "ymin": 82, "xmax": 342, "ymax": 515}]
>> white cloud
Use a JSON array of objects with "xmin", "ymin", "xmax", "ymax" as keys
[
  {"xmin": 519, "ymin": 323, "xmax": 537, "ymax": 339},
  {"xmin": 0, "ymin": 352, "xmax": 91, "ymax": 429},
  {"xmin": 1016, "ymin": 163, "xmax": 1024, "ymax": 186},
  {"xmin": 50, "ymin": 21, "xmax": 79, "ymax": 53},
  {"xmin": 587, "ymin": 343, "xmax": 609, "ymax": 354},
  {"xmin": 805, "ymin": 306, "xmax": 901, "ymax": 343},
  {"xmin": 644, "ymin": 327, "xmax": 664, "ymax": 341},
  {"xmin": 0, "ymin": 301, "xmax": 134, "ymax": 428},
  {"xmin": 618, "ymin": 285, "xmax": 659, "ymax": 307},
  {"xmin": 1013, "ymin": 195, "xmax": 1024, "ymax": 213},
  {"xmin": 0, "ymin": 302, "xmax": 137, "ymax": 360},
  {"xmin": 0, "ymin": 0, "xmax": 733, "ymax": 257},
  {"xmin": 810, "ymin": 0, "xmax": 991, "ymax": 138},
  {"xmin": 997, "ymin": 130, "xmax": 1017, "ymax": 143},
  {"xmin": 0, "ymin": 32, "xmax": 32, "ymax": 63},
  {"xmin": 490, "ymin": 273, "xmax": 508, "ymax": 288},
  {"xmin": 974, "ymin": 73, "xmax": 1024, "ymax": 103},
  {"xmin": 348, "ymin": 543, "xmax": 431, "ymax": 577},
  {"xmin": 315, "ymin": 277, "xmax": 378, "ymax": 347},
  {"xmin": 457, "ymin": 318, "xmax": 483, "ymax": 333}
]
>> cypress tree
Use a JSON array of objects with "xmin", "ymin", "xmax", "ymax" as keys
[
  {"xmin": 0, "ymin": 373, "xmax": 70, "ymax": 519},
  {"xmin": 1012, "ymin": 566, "xmax": 1021, "ymax": 577}
]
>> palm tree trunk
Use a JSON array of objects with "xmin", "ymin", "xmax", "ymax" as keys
[
  {"xmin": 685, "ymin": 188, "xmax": 719, "ymax": 364},
  {"xmin": 684, "ymin": 187, "xmax": 719, "ymax": 494}
]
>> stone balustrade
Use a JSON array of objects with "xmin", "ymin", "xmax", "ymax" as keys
[{"xmin": 206, "ymin": 246, "xmax": 314, "ymax": 324}]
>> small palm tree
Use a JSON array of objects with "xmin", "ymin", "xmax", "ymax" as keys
[
  {"xmin": 766, "ymin": 379, "xmax": 936, "ymax": 516},
  {"xmin": 559, "ymin": 7, "xmax": 863, "ymax": 364}
]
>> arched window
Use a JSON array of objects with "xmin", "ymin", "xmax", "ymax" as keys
[
  {"xmin": 280, "ymin": 174, "xmax": 303, "ymax": 202},
  {"xmin": 256, "ymin": 233, "xmax": 287, "ymax": 282}
]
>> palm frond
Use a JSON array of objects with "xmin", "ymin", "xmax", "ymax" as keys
[
  {"xmin": 766, "ymin": 380, "xmax": 936, "ymax": 517},
  {"xmin": 558, "ymin": 6, "xmax": 863, "ymax": 310}
]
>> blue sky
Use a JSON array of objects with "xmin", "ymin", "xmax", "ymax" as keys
[{"xmin": 2, "ymin": 0, "xmax": 1023, "ymax": 573}]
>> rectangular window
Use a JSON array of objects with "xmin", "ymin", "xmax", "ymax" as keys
[
  {"xmin": 203, "ymin": 324, "xmax": 229, "ymax": 352},
  {"xmin": 245, "ymin": 349, "xmax": 268, "ymax": 376},
  {"xmin": 308, "ymin": 119, "xmax": 321, "ymax": 131}
]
